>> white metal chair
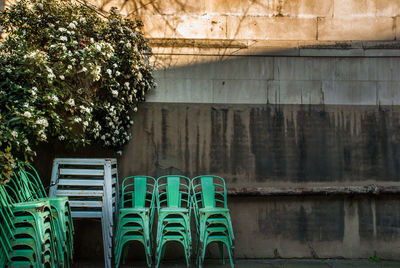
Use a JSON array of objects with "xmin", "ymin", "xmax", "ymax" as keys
[{"xmin": 49, "ymin": 158, "xmax": 119, "ymax": 268}]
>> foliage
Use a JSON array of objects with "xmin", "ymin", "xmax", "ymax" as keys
[{"xmin": 0, "ymin": 0, "xmax": 155, "ymax": 183}]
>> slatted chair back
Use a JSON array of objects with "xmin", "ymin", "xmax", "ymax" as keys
[
  {"xmin": 0, "ymin": 185, "xmax": 15, "ymax": 262},
  {"xmin": 121, "ymin": 176, "xmax": 155, "ymax": 209},
  {"xmin": 191, "ymin": 175, "xmax": 227, "ymax": 210},
  {"xmin": 49, "ymin": 158, "xmax": 119, "ymax": 268},
  {"xmin": 156, "ymin": 175, "xmax": 191, "ymax": 209}
]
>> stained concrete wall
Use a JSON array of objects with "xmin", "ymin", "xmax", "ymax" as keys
[{"xmin": 6, "ymin": 0, "xmax": 400, "ymax": 261}]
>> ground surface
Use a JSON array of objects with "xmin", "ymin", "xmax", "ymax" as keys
[{"xmin": 73, "ymin": 259, "xmax": 400, "ymax": 267}]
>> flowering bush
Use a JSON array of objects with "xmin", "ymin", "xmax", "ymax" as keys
[{"xmin": 0, "ymin": 0, "xmax": 155, "ymax": 183}]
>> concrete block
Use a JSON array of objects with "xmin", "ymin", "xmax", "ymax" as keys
[
  {"xmin": 375, "ymin": 0, "xmax": 400, "ymax": 17},
  {"xmin": 267, "ymin": 80, "xmax": 280, "ymax": 104},
  {"xmin": 281, "ymin": 0, "xmax": 333, "ymax": 17},
  {"xmin": 131, "ymin": 0, "xmax": 205, "ymax": 15},
  {"xmin": 300, "ymin": 48, "xmax": 364, "ymax": 57},
  {"xmin": 333, "ymin": 0, "xmax": 376, "ymax": 17},
  {"xmin": 227, "ymin": 16, "xmax": 317, "ymax": 41},
  {"xmin": 322, "ymin": 81, "xmax": 377, "ymax": 105},
  {"xmin": 377, "ymin": 82, "xmax": 400, "ymax": 105},
  {"xmin": 397, "ymin": 17, "xmax": 400, "ymax": 41},
  {"xmin": 212, "ymin": 79, "xmax": 268, "ymax": 104},
  {"xmin": 335, "ymin": 58, "xmax": 393, "ymax": 81},
  {"xmin": 213, "ymin": 57, "xmax": 274, "ymax": 80},
  {"xmin": 274, "ymin": 57, "xmax": 336, "ymax": 81},
  {"xmin": 147, "ymin": 78, "xmax": 213, "ymax": 103},
  {"xmin": 204, "ymin": 0, "xmax": 286, "ymax": 16},
  {"xmin": 278, "ymin": 80, "xmax": 322, "ymax": 105},
  {"xmin": 141, "ymin": 14, "xmax": 227, "ymax": 39},
  {"xmin": 364, "ymin": 49, "xmax": 400, "ymax": 57},
  {"xmin": 318, "ymin": 17, "xmax": 395, "ymax": 41},
  {"xmin": 390, "ymin": 58, "xmax": 400, "ymax": 81}
]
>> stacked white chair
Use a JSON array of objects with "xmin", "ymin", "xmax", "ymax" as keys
[{"xmin": 49, "ymin": 158, "xmax": 119, "ymax": 268}]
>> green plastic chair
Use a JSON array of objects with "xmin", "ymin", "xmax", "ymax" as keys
[
  {"xmin": 155, "ymin": 175, "xmax": 192, "ymax": 268},
  {"xmin": 114, "ymin": 175, "xmax": 156, "ymax": 268},
  {"xmin": 19, "ymin": 167, "xmax": 75, "ymax": 265},
  {"xmin": 2, "ymin": 166, "xmax": 73, "ymax": 267},
  {"xmin": 191, "ymin": 175, "xmax": 235, "ymax": 268},
  {"xmin": 0, "ymin": 184, "xmax": 55, "ymax": 267}
]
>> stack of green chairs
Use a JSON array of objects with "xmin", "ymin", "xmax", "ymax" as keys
[
  {"xmin": 0, "ymin": 183, "xmax": 57, "ymax": 267},
  {"xmin": 155, "ymin": 175, "xmax": 191, "ymax": 268},
  {"xmin": 0, "ymin": 165, "xmax": 74, "ymax": 267},
  {"xmin": 114, "ymin": 175, "xmax": 156, "ymax": 268},
  {"xmin": 19, "ymin": 167, "xmax": 75, "ymax": 266},
  {"xmin": 191, "ymin": 175, "xmax": 235, "ymax": 268}
]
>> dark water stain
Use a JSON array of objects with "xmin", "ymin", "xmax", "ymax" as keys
[
  {"xmin": 210, "ymin": 107, "xmax": 229, "ymax": 173},
  {"xmin": 184, "ymin": 108, "xmax": 190, "ymax": 174},
  {"xmin": 161, "ymin": 107, "xmax": 168, "ymax": 156},
  {"xmin": 231, "ymin": 111, "xmax": 250, "ymax": 176},
  {"xmin": 376, "ymin": 198, "xmax": 400, "ymax": 241},
  {"xmin": 358, "ymin": 199, "xmax": 374, "ymax": 240}
]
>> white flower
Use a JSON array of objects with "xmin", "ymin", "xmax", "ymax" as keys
[
  {"xmin": 68, "ymin": 22, "xmax": 76, "ymax": 29},
  {"xmin": 117, "ymin": 150, "xmax": 122, "ymax": 156},
  {"xmin": 36, "ymin": 3, "xmax": 43, "ymax": 9},
  {"xmin": 81, "ymin": 67, "xmax": 87, "ymax": 73},
  {"xmin": 111, "ymin": 90, "xmax": 118, "ymax": 97},
  {"xmin": 39, "ymin": 130, "xmax": 47, "ymax": 141},
  {"xmin": 134, "ymin": 107, "xmax": 138, "ymax": 112},
  {"xmin": 52, "ymin": 95, "xmax": 59, "ymax": 102},
  {"xmin": 67, "ymin": 99, "xmax": 75, "ymax": 106},
  {"xmin": 74, "ymin": 117, "xmax": 82, "ymax": 123},
  {"xmin": 79, "ymin": 18, "xmax": 86, "ymax": 23},
  {"xmin": 11, "ymin": 131, "xmax": 18, "ymax": 138},
  {"xmin": 23, "ymin": 111, "xmax": 32, "ymax": 118},
  {"xmin": 59, "ymin": 75, "xmax": 65, "ymax": 80},
  {"xmin": 101, "ymin": 135, "xmax": 106, "ymax": 140},
  {"xmin": 116, "ymin": 71, "xmax": 121, "ymax": 76},
  {"xmin": 106, "ymin": 69, "xmax": 112, "ymax": 77},
  {"xmin": 58, "ymin": 135, "xmax": 65, "ymax": 141},
  {"xmin": 113, "ymin": 63, "xmax": 118, "ymax": 68},
  {"xmin": 58, "ymin": 27, "xmax": 67, "ymax": 32},
  {"xmin": 36, "ymin": 118, "xmax": 49, "ymax": 127},
  {"xmin": 60, "ymin": 36, "xmax": 68, "ymax": 42},
  {"xmin": 83, "ymin": 121, "xmax": 89, "ymax": 127},
  {"xmin": 124, "ymin": 82, "xmax": 130, "ymax": 89},
  {"xmin": 23, "ymin": 139, "xmax": 28, "ymax": 145}
]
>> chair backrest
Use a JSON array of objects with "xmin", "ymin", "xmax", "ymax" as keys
[
  {"xmin": 121, "ymin": 176, "xmax": 155, "ymax": 209},
  {"xmin": 156, "ymin": 175, "xmax": 191, "ymax": 209},
  {"xmin": 191, "ymin": 175, "xmax": 227, "ymax": 210}
]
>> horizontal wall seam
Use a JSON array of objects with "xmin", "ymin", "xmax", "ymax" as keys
[{"xmin": 228, "ymin": 185, "xmax": 400, "ymax": 196}]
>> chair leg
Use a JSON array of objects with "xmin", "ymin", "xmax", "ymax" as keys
[
  {"xmin": 219, "ymin": 242, "xmax": 225, "ymax": 264},
  {"xmin": 122, "ymin": 244, "xmax": 129, "ymax": 265}
]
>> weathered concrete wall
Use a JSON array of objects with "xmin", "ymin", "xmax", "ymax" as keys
[
  {"xmin": 84, "ymin": 0, "xmax": 400, "ymax": 42},
  {"xmin": 5, "ymin": 0, "xmax": 399, "ymax": 261},
  {"xmin": 120, "ymin": 103, "xmax": 400, "ymax": 189}
]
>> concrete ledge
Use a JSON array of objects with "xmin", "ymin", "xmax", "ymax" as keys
[
  {"xmin": 228, "ymin": 185, "xmax": 400, "ymax": 196},
  {"xmin": 149, "ymin": 39, "xmax": 400, "ymax": 57}
]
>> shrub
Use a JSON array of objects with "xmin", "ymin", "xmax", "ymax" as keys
[{"xmin": 0, "ymin": 0, "xmax": 155, "ymax": 183}]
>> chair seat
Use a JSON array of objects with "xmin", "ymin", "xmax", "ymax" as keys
[
  {"xmin": 199, "ymin": 207, "xmax": 229, "ymax": 213},
  {"xmin": 160, "ymin": 207, "xmax": 188, "ymax": 213},
  {"xmin": 119, "ymin": 207, "xmax": 150, "ymax": 213}
]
